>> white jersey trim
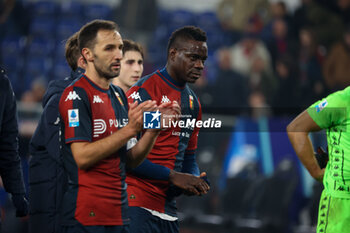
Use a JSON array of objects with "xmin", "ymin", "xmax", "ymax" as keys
[{"xmin": 141, "ymin": 207, "xmax": 178, "ymax": 221}]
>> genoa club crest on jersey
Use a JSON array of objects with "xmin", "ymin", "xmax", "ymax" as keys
[
  {"xmin": 189, "ymin": 95, "xmax": 194, "ymax": 110},
  {"xmin": 115, "ymin": 92, "xmax": 124, "ymax": 106}
]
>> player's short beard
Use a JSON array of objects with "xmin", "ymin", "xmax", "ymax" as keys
[{"xmin": 93, "ymin": 54, "xmax": 120, "ymax": 80}]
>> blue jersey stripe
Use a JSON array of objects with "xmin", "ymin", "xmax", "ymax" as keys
[
  {"xmin": 164, "ymin": 86, "xmax": 201, "ymax": 216},
  {"xmin": 82, "ymin": 75, "xmax": 109, "ymax": 93},
  {"xmin": 157, "ymin": 69, "xmax": 184, "ymax": 91}
]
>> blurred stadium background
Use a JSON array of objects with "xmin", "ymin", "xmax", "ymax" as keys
[{"xmin": 1, "ymin": 0, "xmax": 350, "ymax": 232}]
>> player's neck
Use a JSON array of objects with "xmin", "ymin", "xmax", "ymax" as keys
[
  {"xmin": 85, "ymin": 66, "xmax": 111, "ymax": 90},
  {"xmin": 165, "ymin": 64, "xmax": 186, "ymax": 86},
  {"xmin": 113, "ymin": 78, "xmax": 128, "ymax": 93}
]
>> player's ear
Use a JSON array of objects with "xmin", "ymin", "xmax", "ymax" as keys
[
  {"xmin": 82, "ymin": 48, "xmax": 94, "ymax": 62},
  {"xmin": 77, "ymin": 56, "xmax": 87, "ymax": 69},
  {"xmin": 169, "ymin": 48, "xmax": 177, "ymax": 62}
]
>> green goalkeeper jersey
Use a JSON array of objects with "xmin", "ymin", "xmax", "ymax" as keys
[{"xmin": 308, "ymin": 86, "xmax": 350, "ymax": 198}]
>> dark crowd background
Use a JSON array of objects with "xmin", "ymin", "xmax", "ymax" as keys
[{"xmin": 1, "ymin": 0, "xmax": 349, "ymax": 232}]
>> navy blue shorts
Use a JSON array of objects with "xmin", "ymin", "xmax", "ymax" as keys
[
  {"xmin": 128, "ymin": 206, "xmax": 178, "ymax": 233},
  {"xmin": 61, "ymin": 223, "xmax": 129, "ymax": 233}
]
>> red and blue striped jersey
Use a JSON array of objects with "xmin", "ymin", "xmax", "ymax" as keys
[
  {"xmin": 126, "ymin": 68, "xmax": 202, "ymax": 216},
  {"xmin": 59, "ymin": 75, "xmax": 129, "ymax": 226}
]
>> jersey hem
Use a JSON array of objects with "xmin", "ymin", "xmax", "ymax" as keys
[{"xmin": 61, "ymin": 219, "xmax": 130, "ymax": 226}]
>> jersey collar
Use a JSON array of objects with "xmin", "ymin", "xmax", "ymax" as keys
[
  {"xmin": 158, "ymin": 67, "xmax": 186, "ymax": 90},
  {"xmin": 70, "ymin": 67, "xmax": 85, "ymax": 80},
  {"xmin": 82, "ymin": 75, "xmax": 109, "ymax": 93}
]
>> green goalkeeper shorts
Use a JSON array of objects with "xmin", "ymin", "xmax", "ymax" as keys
[{"xmin": 317, "ymin": 190, "xmax": 350, "ymax": 233}]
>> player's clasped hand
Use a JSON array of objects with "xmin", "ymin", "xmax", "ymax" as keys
[
  {"xmin": 128, "ymin": 100, "xmax": 157, "ymax": 132},
  {"xmin": 159, "ymin": 101, "xmax": 181, "ymax": 127},
  {"xmin": 192, "ymin": 172, "xmax": 210, "ymax": 196},
  {"xmin": 169, "ymin": 170, "xmax": 210, "ymax": 196}
]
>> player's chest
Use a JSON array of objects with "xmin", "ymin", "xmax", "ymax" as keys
[
  {"xmin": 88, "ymin": 92, "xmax": 128, "ymax": 138},
  {"xmin": 154, "ymin": 89, "xmax": 197, "ymax": 113}
]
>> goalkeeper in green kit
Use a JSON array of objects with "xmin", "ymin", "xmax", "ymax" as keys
[{"xmin": 287, "ymin": 87, "xmax": 350, "ymax": 233}]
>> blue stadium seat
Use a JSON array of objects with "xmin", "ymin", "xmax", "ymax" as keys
[
  {"xmin": 168, "ymin": 9, "xmax": 196, "ymax": 30},
  {"xmin": 1, "ymin": 36, "xmax": 26, "ymax": 72},
  {"xmin": 84, "ymin": 3, "xmax": 112, "ymax": 21},
  {"xmin": 54, "ymin": 40, "xmax": 67, "ymax": 64},
  {"xmin": 56, "ymin": 19, "xmax": 82, "ymax": 41},
  {"xmin": 60, "ymin": 1, "xmax": 84, "ymax": 17},
  {"xmin": 31, "ymin": 1, "xmax": 59, "ymax": 16},
  {"xmin": 2, "ymin": 56, "xmax": 22, "ymax": 74},
  {"xmin": 205, "ymin": 28, "xmax": 225, "ymax": 51},
  {"xmin": 30, "ymin": 16, "xmax": 56, "ymax": 37},
  {"xmin": 147, "ymin": 42, "xmax": 167, "ymax": 65},
  {"xmin": 157, "ymin": 9, "xmax": 172, "ymax": 25},
  {"xmin": 153, "ymin": 24, "xmax": 171, "ymax": 44},
  {"xmin": 195, "ymin": 11, "xmax": 221, "ymax": 31},
  {"xmin": 25, "ymin": 56, "xmax": 52, "ymax": 78},
  {"xmin": 52, "ymin": 60, "xmax": 71, "ymax": 81},
  {"xmin": 27, "ymin": 38, "xmax": 55, "ymax": 57},
  {"xmin": 1, "ymin": 36, "xmax": 25, "ymax": 94},
  {"xmin": 1, "ymin": 36, "xmax": 26, "ymax": 55}
]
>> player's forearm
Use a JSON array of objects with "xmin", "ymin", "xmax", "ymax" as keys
[
  {"xmin": 71, "ymin": 125, "xmax": 138, "ymax": 170},
  {"xmin": 287, "ymin": 110, "xmax": 324, "ymax": 180},
  {"xmin": 131, "ymin": 159, "xmax": 170, "ymax": 180},
  {"xmin": 287, "ymin": 131, "xmax": 323, "ymax": 180},
  {"xmin": 127, "ymin": 130, "xmax": 161, "ymax": 169}
]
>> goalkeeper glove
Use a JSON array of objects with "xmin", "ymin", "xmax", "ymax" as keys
[{"xmin": 315, "ymin": 146, "xmax": 328, "ymax": 169}]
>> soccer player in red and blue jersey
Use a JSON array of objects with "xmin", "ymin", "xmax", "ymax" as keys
[
  {"xmin": 113, "ymin": 39, "xmax": 144, "ymax": 94},
  {"xmin": 58, "ymin": 20, "xmax": 163, "ymax": 233},
  {"xmin": 126, "ymin": 26, "xmax": 210, "ymax": 233}
]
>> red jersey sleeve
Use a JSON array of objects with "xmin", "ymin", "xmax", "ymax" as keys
[
  {"xmin": 59, "ymin": 86, "xmax": 92, "ymax": 143},
  {"xmin": 127, "ymin": 85, "xmax": 153, "ymax": 105}
]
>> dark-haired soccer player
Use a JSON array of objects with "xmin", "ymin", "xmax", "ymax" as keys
[
  {"xmin": 288, "ymin": 88, "xmax": 350, "ymax": 232},
  {"xmin": 58, "ymin": 19, "xmax": 174, "ymax": 233},
  {"xmin": 113, "ymin": 39, "xmax": 144, "ymax": 93},
  {"xmin": 126, "ymin": 26, "xmax": 210, "ymax": 233}
]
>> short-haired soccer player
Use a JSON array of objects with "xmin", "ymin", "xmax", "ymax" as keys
[
  {"xmin": 126, "ymin": 26, "xmax": 210, "ymax": 233},
  {"xmin": 58, "ymin": 19, "xmax": 177, "ymax": 233}
]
